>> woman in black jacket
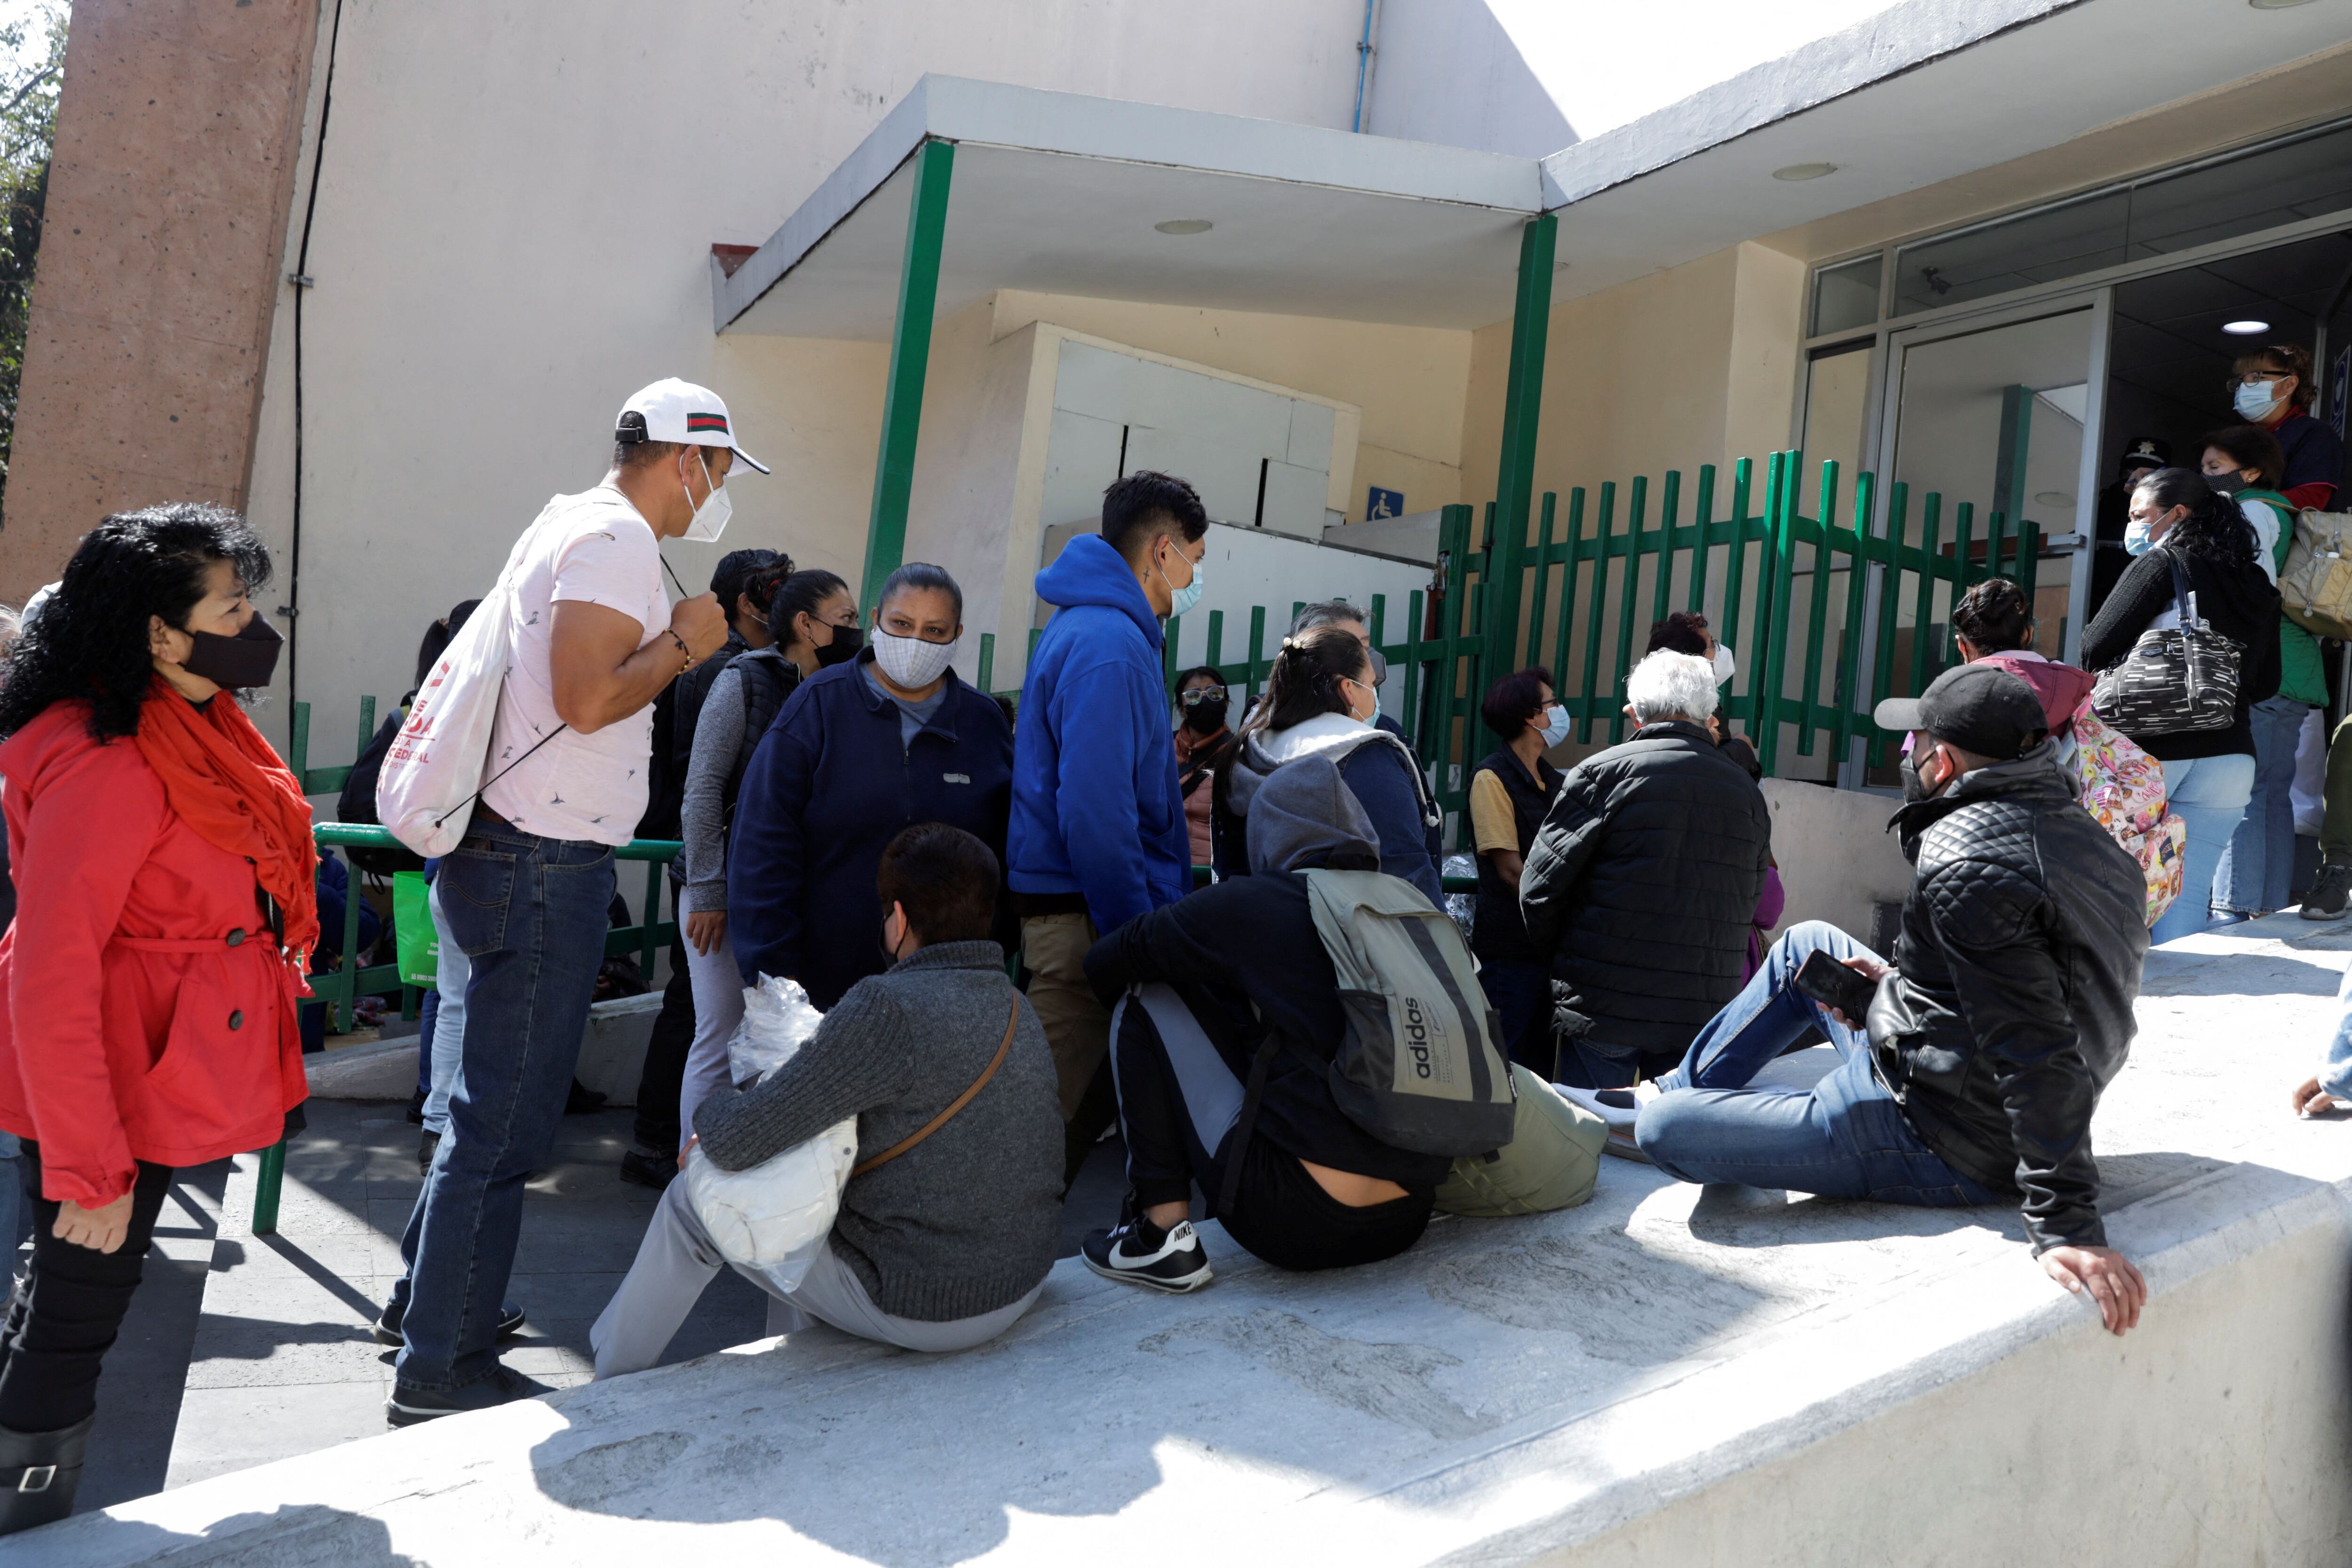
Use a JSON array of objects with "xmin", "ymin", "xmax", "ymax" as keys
[{"xmin": 2081, "ymin": 467, "xmax": 2281, "ymax": 943}]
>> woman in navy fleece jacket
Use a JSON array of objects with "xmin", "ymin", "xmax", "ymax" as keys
[{"xmin": 726, "ymin": 570, "xmax": 1012, "ymax": 1009}]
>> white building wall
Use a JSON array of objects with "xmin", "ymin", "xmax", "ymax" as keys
[{"xmin": 241, "ymin": 0, "xmax": 1376, "ymax": 761}]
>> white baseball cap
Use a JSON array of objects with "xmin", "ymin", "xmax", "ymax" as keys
[{"xmin": 614, "ymin": 378, "xmax": 770, "ymax": 474}]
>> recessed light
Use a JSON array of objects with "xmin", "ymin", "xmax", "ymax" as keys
[
  {"xmin": 2223, "ymin": 319, "xmax": 2271, "ymax": 335},
  {"xmin": 1154, "ymin": 219, "xmax": 1213, "ymax": 235},
  {"xmin": 2248, "ymin": 0, "xmax": 2319, "ymax": 9},
  {"xmin": 1772, "ymin": 162, "xmax": 1838, "ymax": 182},
  {"xmin": 2034, "ymin": 491, "xmax": 2074, "ymax": 508}
]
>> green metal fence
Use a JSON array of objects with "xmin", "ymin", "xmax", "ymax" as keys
[{"xmin": 972, "ymin": 449, "xmax": 2042, "ymax": 854}]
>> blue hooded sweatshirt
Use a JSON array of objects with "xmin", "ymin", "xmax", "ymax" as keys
[{"xmin": 1008, "ymin": 533, "xmax": 1191, "ymax": 934}]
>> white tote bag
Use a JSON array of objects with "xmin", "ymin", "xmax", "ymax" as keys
[
  {"xmin": 681, "ymin": 974, "xmax": 856, "ymax": 1280},
  {"xmin": 375, "ymin": 505, "xmax": 556, "ymax": 856}
]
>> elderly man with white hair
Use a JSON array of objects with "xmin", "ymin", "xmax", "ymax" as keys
[{"xmin": 1518, "ymin": 649, "xmax": 1772, "ymax": 1090}]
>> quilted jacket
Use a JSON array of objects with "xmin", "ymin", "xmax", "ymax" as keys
[
  {"xmin": 1520, "ymin": 720, "xmax": 1772, "ymax": 1072},
  {"xmin": 1868, "ymin": 742, "xmax": 2148, "ymax": 1253}
]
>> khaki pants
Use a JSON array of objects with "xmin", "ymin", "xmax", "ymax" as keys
[{"xmin": 1020, "ymin": 912, "xmax": 1109, "ymax": 1120}]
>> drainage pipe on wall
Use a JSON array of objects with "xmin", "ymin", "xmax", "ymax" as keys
[{"xmin": 1351, "ymin": 0, "xmax": 1382, "ymax": 133}]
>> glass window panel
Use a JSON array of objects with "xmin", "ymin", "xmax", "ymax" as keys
[
  {"xmin": 2126, "ymin": 122, "xmax": 2352, "ymax": 258},
  {"xmin": 1892, "ymin": 190, "xmax": 2129, "ymax": 316},
  {"xmin": 1798, "ymin": 342, "xmax": 1872, "ymax": 520},
  {"xmin": 1811, "ymin": 254, "xmax": 1882, "ymax": 336}
]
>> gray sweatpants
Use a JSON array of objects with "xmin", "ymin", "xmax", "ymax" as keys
[{"xmin": 590, "ymin": 1179, "xmax": 1043, "ymax": 1379}]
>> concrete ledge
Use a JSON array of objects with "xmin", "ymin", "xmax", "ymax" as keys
[
  {"xmin": 31, "ymin": 916, "xmax": 2352, "ymax": 1564},
  {"xmin": 304, "ymin": 992, "xmax": 662, "ymax": 1105}
]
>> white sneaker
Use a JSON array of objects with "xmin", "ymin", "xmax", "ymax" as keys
[{"xmin": 1556, "ymin": 1082, "xmax": 1664, "ymax": 1163}]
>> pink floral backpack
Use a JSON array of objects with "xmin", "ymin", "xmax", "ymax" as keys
[{"xmin": 2066, "ymin": 697, "xmax": 2185, "ymax": 927}]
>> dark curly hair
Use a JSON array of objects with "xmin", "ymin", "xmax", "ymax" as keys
[
  {"xmin": 0, "ymin": 503, "xmax": 273, "ymax": 741},
  {"xmin": 1952, "ymin": 577, "xmax": 2033, "ymax": 654},
  {"xmin": 2131, "ymin": 468, "xmax": 2257, "ymax": 570}
]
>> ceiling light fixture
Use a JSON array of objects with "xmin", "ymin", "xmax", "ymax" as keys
[
  {"xmin": 2223, "ymin": 319, "xmax": 2272, "ymax": 335},
  {"xmin": 1154, "ymin": 219, "xmax": 1213, "ymax": 235},
  {"xmin": 1772, "ymin": 162, "xmax": 1838, "ymax": 182}
]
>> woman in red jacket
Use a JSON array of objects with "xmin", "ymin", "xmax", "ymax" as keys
[{"xmin": 0, "ymin": 505, "xmax": 314, "ymax": 1532}]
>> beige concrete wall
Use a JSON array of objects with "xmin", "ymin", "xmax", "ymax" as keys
[
  {"xmin": 1564, "ymin": 1201, "xmax": 2352, "ymax": 1567},
  {"xmin": 1, "ymin": 0, "xmax": 318, "ymax": 601}
]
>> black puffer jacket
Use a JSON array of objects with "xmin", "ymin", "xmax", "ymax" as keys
[
  {"xmin": 1519, "ymin": 721, "xmax": 1772, "ymax": 1070},
  {"xmin": 1866, "ymin": 743, "xmax": 2147, "ymax": 1254}
]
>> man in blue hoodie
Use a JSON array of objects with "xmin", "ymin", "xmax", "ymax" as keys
[{"xmin": 1010, "ymin": 470, "xmax": 1207, "ymax": 1181}]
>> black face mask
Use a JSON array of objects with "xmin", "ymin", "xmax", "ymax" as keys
[
  {"xmin": 1899, "ymin": 752, "xmax": 1951, "ymax": 804},
  {"xmin": 816, "ymin": 624, "xmax": 864, "ymax": 668},
  {"xmin": 2204, "ymin": 471, "xmax": 2248, "ymax": 497},
  {"xmin": 180, "ymin": 611, "xmax": 283, "ymax": 690},
  {"xmin": 1183, "ymin": 697, "xmax": 1229, "ymax": 735}
]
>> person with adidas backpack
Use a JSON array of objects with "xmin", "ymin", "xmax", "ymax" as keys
[{"xmin": 1079, "ymin": 755, "xmax": 1516, "ymax": 1290}]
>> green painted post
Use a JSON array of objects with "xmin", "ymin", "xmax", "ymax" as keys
[
  {"xmin": 1985, "ymin": 510, "xmax": 2011, "ymax": 586},
  {"xmin": 1757, "ymin": 453, "xmax": 1802, "ymax": 776},
  {"xmin": 1247, "ymin": 605, "xmax": 1269, "ymax": 705},
  {"xmin": 252, "ymin": 1140, "xmax": 285, "ymax": 1235},
  {"xmin": 1164, "ymin": 614, "xmax": 1183, "ymax": 686},
  {"xmin": 1831, "ymin": 470, "xmax": 1875, "ymax": 767},
  {"xmin": 640, "ymin": 860, "xmax": 660, "ymax": 981},
  {"xmin": 1577, "ymin": 483, "xmax": 1615, "ymax": 742},
  {"xmin": 858, "ymin": 138, "xmax": 956, "ymax": 609},
  {"xmin": 1910, "ymin": 493, "xmax": 1943, "ymax": 701},
  {"xmin": 1551, "ymin": 489, "xmax": 1587, "ymax": 712},
  {"xmin": 1484, "ymin": 214, "xmax": 1557, "ymax": 696},
  {"xmin": 1205, "ymin": 609, "xmax": 1226, "ymax": 676},
  {"xmin": 1798, "ymin": 460, "xmax": 1839, "ymax": 755},
  {"xmin": 1947, "ymin": 503, "xmax": 1976, "ymax": 665},
  {"xmin": 1740, "ymin": 454, "xmax": 1783, "ymax": 741},
  {"xmin": 1402, "ymin": 589, "xmax": 1425, "ymax": 742},
  {"xmin": 977, "ymin": 632, "xmax": 995, "ymax": 696},
  {"xmin": 1525, "ymin": 492, "xmax": 1556, "ymax": 668},
  {"xmin": 1869, "ymin": 482, "xmax": 1911, "ymax": 768},
  {"xmin": 1608, "ymin": 476, "xmax": 1647, "ymax": 744},
  {"xmin": 1688, "ymin": 465, "xmax": 1717, "ymax": 614},
  {"xmin": 1651, "ymin": 469, "xmax": 1682, "ymax": 630},
  {"xmin": 1993, "ymin": 384, "xmax": 2034, "ymax": 528},
  {"xmin": 2018, "ymin": 521, "xmax": 2042, "ymax": 600},
  {"xmin": 355, "ymin": 694, "xmax": 376, "ymax": 761},
  {"xmin": 1720, "ymin": 458, "xmax": 1756, "ymax": 717}
]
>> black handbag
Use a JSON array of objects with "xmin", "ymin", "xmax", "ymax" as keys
[{"xmin": 2089, "ymin": 550, "xmax": 2243, "ymax": 739}]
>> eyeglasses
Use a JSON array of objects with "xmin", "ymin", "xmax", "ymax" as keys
[{"xmin": 1177, "ymin": 686, "xmax": 1228, "ymax": 708}]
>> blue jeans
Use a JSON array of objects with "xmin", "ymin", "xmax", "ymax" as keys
[
  {"xmin": 1636, "ymin": 921, "xmax": 1998, "ymax": 1207},
  {"xmin": 2215, "ymin": 697, "xmax": 2310, "ymax": 916},
  {"xmin": 389, "ymin": 814, "xmax": 613, "ymax": 1391},
  {"xmin": 2155, "ymin": 752, "xmax": 2257, "ymax": 943},
  {"xmin": 419, "ymin": 880, "xmax": 471, "ymax": 1136}
]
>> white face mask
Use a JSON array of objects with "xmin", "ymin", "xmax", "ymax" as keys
[
  {"xmin": 2234, "ymin": 380, "xmax": 2285, "ymax": 422},
  {"xmin": 1713, "ymin": 643, "xmax": 1736, "ymax": 685},
  {"xmin": 1539, "ymin": 703, "xmax": 1572, "ymax": 746},
  {"xmin": 872, "ymin": 626, "xmax": 958, "ymax": 688},
  {"xmin": 681, "ymin": 450, "xmax": 732, "ymax": 543}
]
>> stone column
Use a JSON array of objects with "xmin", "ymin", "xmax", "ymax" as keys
[{"xmin": 0, "ymin": 0, "xmax": 320, "ymax": 599}]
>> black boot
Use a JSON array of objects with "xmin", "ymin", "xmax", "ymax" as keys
[{"xmin": 0, "ymin": 1414, "xmax": 95, "ymax": 1535}]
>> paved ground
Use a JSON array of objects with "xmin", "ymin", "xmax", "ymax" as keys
[{"xmin": 43, "ymin": 1096, "xmax": 1132, "ymax": 1510}]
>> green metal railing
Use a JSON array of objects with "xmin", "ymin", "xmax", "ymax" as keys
[{"xmin": 972, "ymin": 449, "xmax": 2042, "ymax": 856}]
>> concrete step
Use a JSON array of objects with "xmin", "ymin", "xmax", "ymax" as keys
[{"xmin": 21, "ymin": 915, "xmax": 2352, "ymax": 1565}]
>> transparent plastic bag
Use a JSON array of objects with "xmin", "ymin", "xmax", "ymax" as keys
[{"xmin": 729, "ymin": 973, "xmax": 825, "ymax": 1084}]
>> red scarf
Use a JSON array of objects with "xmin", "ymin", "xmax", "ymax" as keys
[{"xmin": 132, "ymin": 677, "xmax": 320, "ymax": 971}]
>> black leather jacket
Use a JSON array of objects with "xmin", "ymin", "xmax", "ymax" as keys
[{"xmin": 1866, "ymin": 743, "xmax": 2148, "ymax": 1253}]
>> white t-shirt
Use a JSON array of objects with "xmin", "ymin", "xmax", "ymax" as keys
[{"xmin": 481, "ymin": 485, "xmax": 669, "ymax": 846}]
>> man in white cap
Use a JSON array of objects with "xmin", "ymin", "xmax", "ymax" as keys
[{"xmin": 380, "ymin": 379, "xmax": 759, "ymax": 1423}]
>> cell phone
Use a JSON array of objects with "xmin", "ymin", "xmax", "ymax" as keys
[{"xmin": 1794, "ymin": 950, "xmax": 1879, "ymax": 1021}]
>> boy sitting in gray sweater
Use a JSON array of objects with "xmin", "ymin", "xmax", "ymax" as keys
[{"xmin": 592, "ymin": 824, "xmax": 1064, "ymax": 1376}]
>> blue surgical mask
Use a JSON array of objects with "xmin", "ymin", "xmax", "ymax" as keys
[
  {"xmin": 1539, "ymin": 704, "xmax": 1571, "ymax": 746},
  {"xmin": 2234, "ymin": 381, "xmax": 2283, "ymax": 422},
  {"xmin": 2124, "ymin": 515, "xmax": 2158, "ymax": 556},
  {"xmin": 1159, "ymin": 546, "xmax": 1205, "ymax": 618}
]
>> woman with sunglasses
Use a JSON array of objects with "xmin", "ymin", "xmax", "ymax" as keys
[{"xmin": 1169, "ymin": 666, "xmax": 1235, "ymax": 872}]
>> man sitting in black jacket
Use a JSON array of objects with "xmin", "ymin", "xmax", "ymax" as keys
[
  {"xmin": 1079, "ymin": 755, "xmax": 1452, "ymax": 1292},
  {"xmin": 1627, "ymin": 664, "xmax": 2152, "ymax": 1336},
  {"xmin": 1521, "ymin": 649, "xmax": 1772, "ymax": 1087}
]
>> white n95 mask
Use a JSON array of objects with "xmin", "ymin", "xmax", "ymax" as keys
[
  {"xmin": 1713, "ymin": 643, "xmax": 1737, "ymax": 685},
  {"xmin": 682, "ymin": 451, "xmax": 732, "ymax": 543},
  {"xmin": 873, "ymin": 627, "xmax": 959, "ymax": 687}
]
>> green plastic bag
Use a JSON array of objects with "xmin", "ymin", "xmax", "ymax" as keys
[{"xmin": 394, "ymin": 870, "xmax": 437, "ymax": 987}]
